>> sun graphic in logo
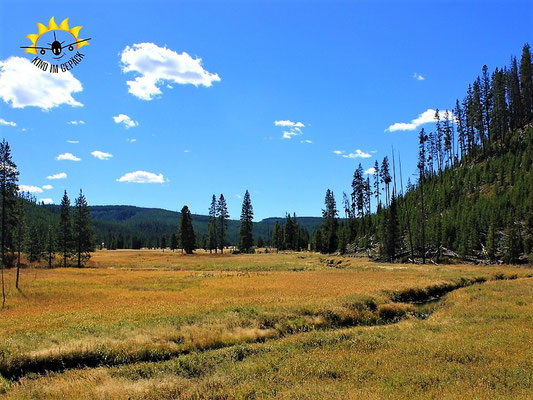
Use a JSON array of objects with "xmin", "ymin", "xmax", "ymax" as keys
[{"xmin": 21, "ymin": 17, "xmax": 90, "ymax": 58}]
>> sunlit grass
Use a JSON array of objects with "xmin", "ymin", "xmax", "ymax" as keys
[{"xmin": 0, "ymin": 251, "xmax": 531, "ymax": 398}]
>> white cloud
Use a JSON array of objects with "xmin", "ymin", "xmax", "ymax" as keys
[
  {"xmin": 18, "ymin": 185, "xmax": 43, "ymax": 193},
  {"xmin": 275, "ymin": 120, "xmax": 306, "ymax": 139},
  {"xmin": 113, "ymin": 114, "xmax": 138, "ymax": 129},
  {"xmin": 274, "ymin": 120, "xmax": 305, "ymax": 128},
  {"xmin": 0, "ymin": 118, "xmax": 16, "ymax": 127},
  {"xmin": 333, "ymin": 150, "xmax": 344, "ymax": 155},
  {"xmin": 413, "ymin": 72, "xmax": 425, "ymax": 81},
  {"xmin": 385, "ymin": 109, "xmax": 455, "ymax": 132},
  {"xmin": 127, "ymin": 138, "xmax": 137, "ymax": 143},
  {"xmin": 183, "ymin": 149, "xmax": 190, "ymax": 153},
  {"xmin": 47, "ymin": 172, "xmax": 67, "ymax": 180},
  {"xmin": 56, "ymin": 153, "xmax": 81, "ymax": 161},
  {"xmin": 341, "ymin": 149, "xmax": 372, "ymax": 159},
  {"xmin": 39, "ymin": 198, "xmax": 54, "ymax": 205},
  {"xmin": 120, "ymin": 42, "xmax": 221, "ymax": 100},
  {"xmin": 0, "ymin": 57, "xmax": 83, "ymax": 110},
  {"xmin": 300, "ymin": 139, "xmax": 313, "ymax": 144},
  {"xmin": 91, "ymin": 150, "xmax": 113, "ymax": 160},
  {"xmin": 236, "ymin": 194, "xmax": 242, "ymax": 199},
  {"xmin": 116, "ymin": 170, "xmax": 165, "ymax": 183},
  {"xmin": 68, "ymin": 120, "xmax": 85, "ymax": 125},
  {"xmin": 365, "ymin": 167, "xmax": 376, "ymax": 175},
  {"xmin": 42, "ymin": 184, "xmax": 53, "ymax": 190},
  {"xmin": 67, "ymin": 140, "xmax": 79, "ymax": 144}
]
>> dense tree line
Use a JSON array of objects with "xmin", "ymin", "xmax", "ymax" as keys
[
  {"xmin": 0, "ymin": 140, "xmax": 94, "ymax": 305},
  {"xmin": 313, "ymin": 43, "xmax": 533, "ymax": 264}
]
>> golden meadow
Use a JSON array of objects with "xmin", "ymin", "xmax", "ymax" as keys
[{"xmin": 0, "ymin": 250, "xmax": 532, "ymax": 399}]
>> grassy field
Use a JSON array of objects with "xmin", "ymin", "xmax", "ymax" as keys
[{"xmin": 0, "ymin": 250, "xmax": 531, "ymax": 398}]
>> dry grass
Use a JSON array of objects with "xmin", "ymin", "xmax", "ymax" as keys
[{"xmin": 0, "ymin": 250, "xmax": 531, "ymax": 398}]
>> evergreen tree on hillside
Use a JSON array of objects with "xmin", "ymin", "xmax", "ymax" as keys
[
  {"xmin": 381, "ymin": 194, "xmax": 400, "ymax": 262},
  {"xmin": 178, "ymin": 205, "xmax": 196, "ymax": 254},
  {"xmin": 207, "ymin": 195, "xmax": 218, "ymax": 253},
  {"xmin": 73, "ymin": 190, "xmax": 93, "ymax": 267},
  {"xmin": 311, "ymin": 228, "xmax": 323, "ymax": 253},
  {"xmin": 520, "ymin": 43, "xmax": 533, "ymax": 123},
  {"xmin": 160, "ymin": 235, "xmax": 166, "ymax": 251},
  {"xmin": 58, "ymin": 191, "xmax": 73, "ymax": 268},
  {"xmin": 508, "ymin": 57, "xmax": 524, "ymax": 130},
  {"xmin": 373, "ymin": 160, "xmax": 381, "ymax": 209},
  {"xmin": 238, "ymin": 190, "xmax": 254, "ymax": 253},
  {"xmin": 216, "ymin": 195, "xmax": 229, "ymax": 253},
  {"xmin": 321, "ymin": 189, "xmax": 338, "ymax": 253},
  {"xmin": 0, "ymin": 139, "xmax": 18, "ymax": 306},
  {"xmin": 380, "ymin": 157, "xmax": 391, "ymax": 206}
]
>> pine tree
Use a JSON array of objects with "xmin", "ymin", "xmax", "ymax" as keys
[
  {"xmin": 256, "ymin": 236, "xmax": 265, "ymax": 248},
  {"xmin": 321, "ymin": 189, "xmax": 338, "ymax": 253},
  {"xmin": 417, "ymin": 129, "xmax": 428, "ymax": 263},
  {"xmin": 170, "ymin": 233, "xmax": 178, "ymax": 252},
  {"xmin": 160, "ymin": 235, "xmax": 167, "ymax": 251},
  {"xmin": 178, "ymin": 205, "xmax": 196, "ymax": 254},
  {"xmin": 520, "ymin": 43, "xmax": 533, "ymax": 123},
  {"xmin": 216, "ymin": 194, "xmax": 229, "ymax": 254},
  {"xmin": 0, "ymin": 139, "xmax": 19, "ymax": 306},
  {"xmin": 373, "ymin": 160, "xmax": 380, "ymax": 209},
  {"xmin": 508, "ymin": 57, "xmax": 523, "ymax": 130},
  {"xmin": 238, "ymin": 190, "xmax": 254, "ymax": 253},
  {"xmin": 311, "ymin": 228, "xmax": 323, "ymax": 253},
  {"xmin": 14, "ymin": 196, "xmax": 24, "ymax": 288},
  {"xmin": 73, "ymin": 189, "xmax": 93, "ymax": 267},
  {"xmin": 490, "ymin": 68, "xmax": 509, "ymax": 144},
  {"xmin": 58, "ymin": 191, "xmax": 73, "ymax": 268},
  {"xmin": 382, "ymin": 193, "xmax": 400, "ymax": 262},
  {"xmin": 46, "ymin": 225, "xmax": 55, "ymax": 268},
  {"xmin": 380, "ymin": 157, "xmax": 391, "ymax": 206},
  {"xmin": 272, "ymin": 221, "xmax": 283, "ymax": 252},
  {"xmin": 207, "ymin": 195, "xmax": 218, "ymax": 253}
]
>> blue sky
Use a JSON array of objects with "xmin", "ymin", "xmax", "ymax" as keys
[{"xmin": 0, "ymin": 0, "xmax": 531, "ymax": 220}]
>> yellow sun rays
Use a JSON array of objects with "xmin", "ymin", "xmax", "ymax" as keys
[{"xmin": 24, "ymin": 17, "xmax": 89, "ymax": 55}]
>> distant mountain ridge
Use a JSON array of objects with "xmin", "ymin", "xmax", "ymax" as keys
[{"xmin": 36, "ymin": 204, "xmax": 323, "ymax": 247}]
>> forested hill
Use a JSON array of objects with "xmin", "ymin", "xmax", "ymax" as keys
[
  {"xmin": 339, "ymin": 43, "xmax": 533, "ymax": 264},
  {"xmin": 28, "ymin": 204, "xmax": 323, "ymax": 248}
]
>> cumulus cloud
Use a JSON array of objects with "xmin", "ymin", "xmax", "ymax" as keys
[
  {"xmin": 0, "ymin": 118, "xmax": 16, "ymax": 127},
  {"xmin": 67, "ymin": 140, "xmax": 79, "ymax": 144},
  {"xmin": 275, "ymin": 120, "xmax": 306, "ymax": 139},
  {"xmin": 116, "ymin": 170, "xmax": 165, "ymax": 183},
  {"xmin": 39, "ymin": 198, "xmax": 54, "ymax": 205},
  {"xmin": 42, "ymin": 184, "xmax": 53, "ymax": 190},
  {"xmin": 56, "ymin": 153, "xmax": 81, "ymax": 161},
  {"xmin": 18, "ymin": 185, "xmax": 43, "ymax": 193},
  {"xmin": 300, "ymin": 139, "xmax": 313, "ymax": 144},
  {"xmin": 127, "ymin": 138, "xmax": 137, "ymax": 143},
  {"xmin": 386, "ymin": 109, "xmax": 455, "ymax": 132},
  {"xmin": 120, "ymin": 42, "xmax": 221, "ymax": 100},
  {"xmin": 91, "ymin": 150, "xmax": 113, "ymax": 160},
  {"xmin": 365, "ymin": 167, "xmax": 376, "ymax": 175},
  {"xmin": 68, "ymin": 120, "xmax": 85, "ymax": 125},
  {"xmin": 113, "ymin": 114, "xmax": 138, "ymax": 129},
  {"xmin": 413, "ymin": 72, "xmax": 425, "ymax": 81},
  {"xmin": 47, "ymin": 172, "xmax": 67, "ymax": 180},
  {"xmin": 0, "ymin": 57, "xmax": 83, "ymax": 110},
  {"xmin": 334, "ymin": 149, "xmax": 372, "ymax": 159}
]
